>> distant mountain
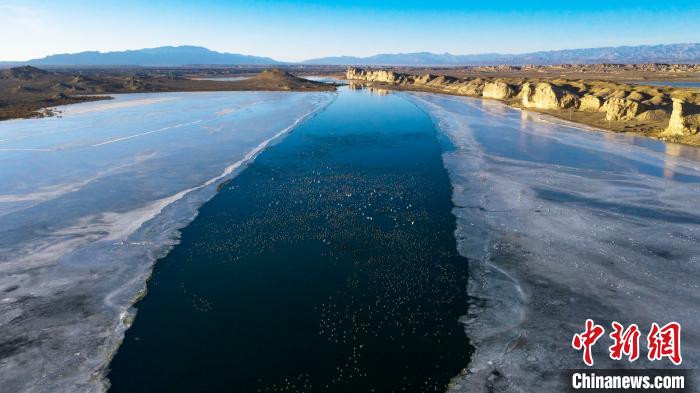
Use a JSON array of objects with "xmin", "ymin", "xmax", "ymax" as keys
[
  {"xmin": 303, "ymin": 43, "xmax": 700, "ymax": 66},
  {"xmin": 0, "ymin": 61, "xmax": 22, "ymax": 68},
  {"xmin": 15, "ymin": 46, "xmax": 281, "ymax": 67},
  {"xmin": 303, "ymin": 52, "xmax": 472, "ymax": 66},
  {"xmin": 4, "ymin": 43, "xmax": 700, "ymax": 68}
]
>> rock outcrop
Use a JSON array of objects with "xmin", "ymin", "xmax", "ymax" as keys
[
  {"xmin": 665, "ymin": 99, "xmax": 700, "ymax": 136},
  {"xmin": 456, "ymin": 79, "xmax": 485, "ymax": 96},
  {"xmin": 346, "ymin": 68, "xmax": 404, "ymax": 84},
  {"xmin": 482, "ymin": 80, "xmax": 515, "ymax": 100},
  {"xmin": 345, "ymin": 67, "xmax": 698, "ymax": 144},
  {"xmin": 413, "ymin": 73, "xmax": 435, "ymax": 85},
  {"xmin": 602, "ymin": 97, "xmax": 648, "ymax": 121},
  {"xmin": 580, "ymin": 94, "xmax": 603, "ymax": 111},
  {"xmin": 636, "ymin": 109, "xmax": 669, "ymax": 121},
  {"xmin": 521, "ymin": 82, "xmax": 579, "ymax": 110}
]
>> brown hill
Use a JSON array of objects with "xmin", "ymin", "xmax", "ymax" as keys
[
  {"xmin": 0, "ymin": 65, "xmax": 50, "ymax": 80},
  {"xmin": 0, "ymin": 67, "xmax": 336, "ymax": 120},
  {"xmin": 229, "ymin": 68, "xmax": 335, "ymax": 91}
]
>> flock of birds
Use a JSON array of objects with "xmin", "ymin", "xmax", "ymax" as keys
[{"xmin": 150, "ymin": 117, "xmax": 472, "ymax": 391}]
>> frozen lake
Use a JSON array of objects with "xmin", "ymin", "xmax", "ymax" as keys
[
  {"xmin": 408, "ymin": 93, "xmax": 700, "ymax": 392},
  {"xmin": 2, "ymin": 87, "xmax": 700, "ymax": 392},
  {"xmin": 0, "ymin": 91, "xmax": 334, "ymax": 392},
  {"xmin": 107, "ymin": 85, "xmax": 471, "ymax": 393}
]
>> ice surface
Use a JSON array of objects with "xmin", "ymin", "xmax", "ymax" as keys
[
  {"xmin": 406, "ymin": 93, "xmax": 700, "ymax": 392},
  {"xmin": 0, "ymin": 91, "xmax": 334, "ymax": 392}
]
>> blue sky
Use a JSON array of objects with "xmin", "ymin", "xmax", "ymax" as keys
[{"xmin": 1, "ymin": 0, "xmax": 699, "ymax": 61}]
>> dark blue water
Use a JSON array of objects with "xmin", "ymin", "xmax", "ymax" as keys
[{"xmin": 107, "ymin": 87, "xmax": 471, "ymax": 392}]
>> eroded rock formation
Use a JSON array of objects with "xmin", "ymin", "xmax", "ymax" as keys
[
  {"xmin": 602, "ymin": 97, "xmax": 648, "ymax": 121},
  {"xmin": 346, "ymin": 67, "xmax": 700, "ymax": 142},
  {"xmin": 520, "ymin": 82, "xmax": 579, "ymax": 110},
  {"xmin": 580, "ymin": 94, "xmax": 603, "ymax": 111},
  {"xmin": 482, "ymin": 80, "xmax": 515, "ymax": 100},
  {"xmin": 666, "ymin": 99, "xmax": 700, "ymax": 135},
  {"xmin": 454, "ymin": 78, "xmax": 485, "ymax": 96},
  {"xmin": 346, "ymin": 68, "xmax": 406, "ymax": 84}
]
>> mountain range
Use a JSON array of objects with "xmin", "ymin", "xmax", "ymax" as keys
[
  {"xmin": 304, "ymin": 43, "xmax": 700, "ymax": 65},
  {"xmin": 0, "ymin": 46, "xmax": 279, "ymax": 67},
  {"xmin": 2, "ymin": 43, "xmax": 700, "ymax": 67}
]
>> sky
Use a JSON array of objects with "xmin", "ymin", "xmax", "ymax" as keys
[{"xmin": 1, "ymin": 0, "xmax": 700, "ymax": 62}]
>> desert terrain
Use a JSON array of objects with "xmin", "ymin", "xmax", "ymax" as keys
[{"xmin": 0, "ymin": 66, "xmax": 336, "ymax": 120}]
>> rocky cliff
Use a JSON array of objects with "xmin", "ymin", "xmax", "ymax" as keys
[
  {"xmin": 482, "ymin": 80, "xmax": 516, "ymax": 100},
  {"xmin": 346, "ymin": 67, "xmax": 700, "ymax": 144},
  {"xmin": 520, "ymin": 82, "xmax": 579, "ymax": 110},
  {"xmin": 665, "ymin": 99, "xmax": 700, "ymax": 136}
]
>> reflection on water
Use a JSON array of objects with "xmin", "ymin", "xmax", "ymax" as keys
[
  {"xmin": 348, "ymin": 82, "xmax": 391, "ymax": 95},
  {"xmin": 431, "ymin": 93, "xmax": 700, "ymax": 184},
  {"xmin": 303, "ymin": 75, "xmax": 342, "ymax": 84},
  {"xmin": 479, "ymin": 98, "xmax": 509, "ymax": 116},
  {"xmin": 519, "ymin": 109, "xmax": 536, "ymax": 129},
  {"xmin": 510, "ymin": 101, "xmax": 700, "ymax": 182},
  {"xmin": 663, "ymin": 143, "xmax": 700, "ymax": 179},
  {"xmin": 665, "ymin": 142, "xmax": 700, "ymax": 160}
]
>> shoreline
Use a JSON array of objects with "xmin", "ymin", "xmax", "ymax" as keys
[
  {"xmin": 98, "ymin": 97, "xmax": 336, "ymax": 391},
  {"xmin": 105, "ymin": 85, "xmax": 472, "ymax": 392},
  {"xmin": 406, "ymin": 92, "xmax": 700, "ymax": 392},
  {"xmin": 395, "ymin": 83, "xmax": 697, "ymax": 144},
  {"xmin": 346, "ymin": 67, "xmax": 700, "ymax": 147},
  {"xmin": 0, "ymin": 92, "xmax": 337, "ymax": 392},
  {"xmin": 0, "ymin": 67, "xmax": 336, "ymax": 121}
]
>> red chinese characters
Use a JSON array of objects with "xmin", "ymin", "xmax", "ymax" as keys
[
  {"xmin": 572, "ymin": 319, "xmax": 605, "ymax": 366},
  {"xmin": 572, "ymin": 320, "xmax": 682, "ymax": 366},
  {"xmin": 647, "ymin": 322, "xmax": 682, "ymax": 365},
  {"xmin": 609, "ymin": 322, "xmax": 640, "ymax": 362}
]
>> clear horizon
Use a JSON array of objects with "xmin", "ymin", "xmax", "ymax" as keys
[{"xmin": 2, "ymin": 0, "xmax": 700, "ymax": 62}]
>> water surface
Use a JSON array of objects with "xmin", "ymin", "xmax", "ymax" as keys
[
  {"xmin": 107, "ymin": 87, "xmax": 471, "ymax": 392},
  {"xmin": 0, "ymin": 91, "xmax": 333, "ymax": 392}
]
